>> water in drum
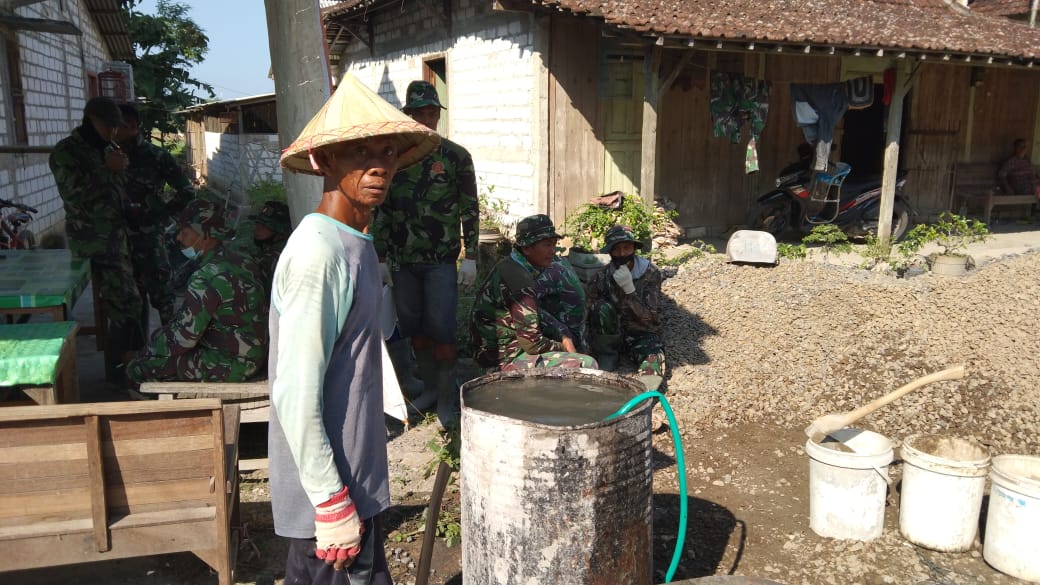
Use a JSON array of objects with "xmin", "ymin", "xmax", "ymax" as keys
[{"xmin": 465, "ymin": 377, "xmax": 635, "ymax": 425}]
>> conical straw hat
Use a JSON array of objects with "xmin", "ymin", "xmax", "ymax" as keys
[{"xmin": 280, "ymin": 73, "xmax": 440, "ymax": 175}]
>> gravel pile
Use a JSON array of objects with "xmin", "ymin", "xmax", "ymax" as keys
[{"xmin": 661, "ymin": 251, "xmax": 1040, "ymax": 455}]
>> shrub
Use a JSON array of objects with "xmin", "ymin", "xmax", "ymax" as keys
[
  {"xmin": 564, "ymin": 194, "xmax": 676, "ymax": 253},
  {"xmin": 802, "ymin": 224, "xmax": 852, "ymax": 262}
]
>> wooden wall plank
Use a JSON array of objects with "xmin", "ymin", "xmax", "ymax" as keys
[
  {"xmin": 103, "ymin": 412, "xmax": 213, "ymax": 441},
  {"xmin": 0, "ymin": 419, "xmax": 84, "ymax": 447},
  {"xmin": 106, "ymin": 477, "xmax": 216, "ymax": 510},
  {"xmin": 103, "ymin": 434, "xmax": 213, "ymax": 458},
  {"xmin": 85, "ymin": 415, "xmax": 110, "ymax": 552},
  {"xmin": 548, "ymin": 13, "xmax": 603, "ymax": 225},
  {"xmin": 0, "ymin": 399, "xmax": 222, "ymax": 423}
]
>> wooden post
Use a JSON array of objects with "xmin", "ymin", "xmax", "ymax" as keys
[
  {"xmin": 878, "ymin": 62, "xmax": 910, "ymax": 246},
  {"xmin": 640, "ymin": 45, "xmax": 692, "ymax": 203},
  {"xmin": 640, "ymin": 44, "xmax": 662, "ymax": 203},
  {"xmin": 264, "ymin": 0, "xmax": 331, "ymax": 227}
]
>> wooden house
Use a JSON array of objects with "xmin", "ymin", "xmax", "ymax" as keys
[{"xmin": 322, "ymin": 0, "xmax": 1040, "ymax": 235}]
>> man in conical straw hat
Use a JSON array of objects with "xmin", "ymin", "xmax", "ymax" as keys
[{"xmin": 268, "ymin": 73, "xmax": 438, "ymax": 583}]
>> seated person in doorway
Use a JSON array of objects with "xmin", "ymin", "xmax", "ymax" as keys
[
  {"xmin": 587, "ymin": 225, "xmax": 665, "ymax": 387},
  {"xmin": 997, "ymin": 138, "xmax": 1040, "ymax": 197},
  {"xmin": 127, "ymin": 199, "xmax": 268, "ymax": 383},
  {"xmin": 534, "ymin": 255, "xmax": 589, "ymax": 354},
  {"xmin": 250, "ymin": 200, "xmax": 292, "ymax": 293},
  {"xmin": 470, "ymin": 214, "xmax": 598, "ymax": 371}
]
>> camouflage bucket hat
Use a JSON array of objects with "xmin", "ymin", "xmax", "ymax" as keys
[
  {"xmin": 280, "ymin": 73, "xmax": 440, "ymax": 176},
  {"xmin": 515, "ymin": 214, "xmax": 562, "ymax": 248},
  {"xmin": 600, "ymin": 224, "xmax": 644, "ymax": 253},
  {"xmin": 249, "ymin": 200, "xmax": 290, "ymax": 233},
  {"xmin": 404, "ymin": 80, "xmax": 445, "ymax": 110},
  {"xmin": 178, "ymin": 199, "xmax": 235, "ymax": 240}
]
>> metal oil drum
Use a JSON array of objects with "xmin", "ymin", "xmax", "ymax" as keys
[{"xmin": 460, "ymin": 368, "xmax": 653, "ymax": 585}]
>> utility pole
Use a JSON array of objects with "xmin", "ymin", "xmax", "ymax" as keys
[{"xmin": 264, "ymin": 0, "xmax": 331, "ymax": 226}]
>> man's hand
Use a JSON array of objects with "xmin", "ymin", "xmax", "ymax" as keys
[
  {"xmin": 562, "ymin": 337, "xmax": 577, "ymax": 353},
  {"xmin": 105, "ymin": 148, "xmax": 128, "ymax": 173},
  {"xmin": 458, "ymin": 258, "xmax": 477, "ymax": 287},
  {"xmin": 378, "ymin": 262, "xmax": 393, "ymax": 287},
  {"xmin": 314, "ymin": 486, "xmax": 363, "ymax": 570},
  {"xmin": 612, "ymin": 265, "xmax": 636, "ymax": 295}
]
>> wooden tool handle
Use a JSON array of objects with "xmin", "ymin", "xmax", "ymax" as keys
[{"xmin": 842, "ymin": 364, "xmax": 966, "ymax": 424}]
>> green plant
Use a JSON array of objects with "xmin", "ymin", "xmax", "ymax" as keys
[
  {"xmin": 478, "ymin": 181, "xmax": 509, "ymax": 231},
  {"xmin": 246, "ymin": 179, "xmax": 286, "ymax": 208},
  {"xmin": 858, "ymin": 234, "xmax": 893, "ymax": 269},
  {"xmin": 563, "ymin": 194, "xmax": 676, "ymax": 253},
  {"xmin": 777, "ymin": 242, "xmax": 807, "ymax": 260},
  {"xmin": 897, "ymin": 212, "xmax": 989, "ymax": 257},
  {"xmin": 425, "ymin": 427, "xmax": 461, "ymax": 476},
  {"xmin": 649, "ymin": 240, "xmax": 716, "ymax": 266},
  {"xmin": 802, "ymin": 224, "xmax": 852, "ymax": 262}
]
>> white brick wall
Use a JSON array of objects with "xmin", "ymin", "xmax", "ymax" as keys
[
  {"xmin": 340, "ymin": 0, "xmax": 542, "ymax": 226},
  {"xmin": 0, "ymin": 0, "xmax": 114, "ymax": 240},
  {"xmin": 203, "ymin": 132, "xmax": 282, "ymax": 200}
]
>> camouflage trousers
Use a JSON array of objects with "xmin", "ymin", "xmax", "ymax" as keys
[
  {"xmin": 83, "ymin": 252, "xmax": 144, "ymax": 331},
  {"xmin": 128, "ymin": 229, "xmax": 176, "ymax": 325},
  {"xmin": 127, "ymin": 348, "xmax": 262, "ymax": 383},
  {"xmin": 499, "ymin": 350, "xmax": 599, "ymax": 372},
  {"xmin": 591, "ymin": 303, "xmax": 666, "ymax": 377}
]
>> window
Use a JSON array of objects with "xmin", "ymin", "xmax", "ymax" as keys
[{"xmin": 3, "ymin": 34, "xmax": 28, "ymax": 144}]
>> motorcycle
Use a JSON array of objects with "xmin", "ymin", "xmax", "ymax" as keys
[
  {"xmin": 0, "ymin": 198, "xmax": 37, "ymax": 249},
  {"xmin": 746, "ymin": 159, "xmax": 914, "ymax": 241}
]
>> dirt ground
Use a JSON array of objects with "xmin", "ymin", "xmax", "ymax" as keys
[{"xmin": 7, "ymin": 247, "xmax": 1040, "ymax": 585}]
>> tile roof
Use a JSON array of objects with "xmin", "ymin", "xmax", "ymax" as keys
[
  {"xmin": 532, "ymin": 0, "xmax": 1040, "ymax": 61},
  {"xmin": 970, "ymin": 0, "xmax": 1031, "ymax": 15}
]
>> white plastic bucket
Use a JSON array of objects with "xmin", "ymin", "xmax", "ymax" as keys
[
  {"xmin": 898, "ymin": 434, "xmax": 990, "ymax": 552},
  {"xmin": 983, "ymin": 454, "xmax": 1040, "ymax": 581},
  {"xmin": 806, "ymin": 428, "xmax": 894, "ymax": 541}
]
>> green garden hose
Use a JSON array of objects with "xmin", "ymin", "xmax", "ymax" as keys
[{"xmin": 605, "ymin": 391, "xmax": 687, "ymax": 583}]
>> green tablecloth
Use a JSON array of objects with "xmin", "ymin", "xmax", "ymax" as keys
[
  {"xmin": 0, "ymin": 249, "xmax": 90, "ymax": 312},
  {"xmin": 0, "ymin": 321, "xmax": 77, "ymax": 386}
]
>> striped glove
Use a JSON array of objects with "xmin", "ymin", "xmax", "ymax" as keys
[{"xmin": 314, "ymin": 486, "xmax": 364, "ymax": 569}]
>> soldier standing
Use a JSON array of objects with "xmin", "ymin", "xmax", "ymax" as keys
[
  {"xmin": 49, "ymin": 96, "xmax": 144, "ymax": 389},
  {"xmin": 469, "ymin": 214, "xmax": 598, "ymax": 371},
  {"xmin": 587, "ymin": 225, "xmax": 666, "ymax": 387},
  {"xmin": 115, "ymin": 103, "xmax": 195, "ymax": 327},
  {"xmin": 371, "ymin": 80, "xmax": 479, "ymax": 427},
  {"xmin": 126, "ymin": 199, "xmax": 267, "ymax": 382},
  {"xmin": 249, "ymin": 200, "xmax": 291, "ymax": 293}
]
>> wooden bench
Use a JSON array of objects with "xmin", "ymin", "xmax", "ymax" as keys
[
  {"xmin": 0, "ymin": 321, "xmax": 79, "ymax": 406},
  {"xmin": 951, "ymin": 162, "xmax": 1037, "ymax": 225},
  {"xmin": 139, "ymin": 380, "xmax": 269, "ymax": 471},
  {"xmin": 0, "ymin": 399, "xmax": 240, "ymax": 584}
]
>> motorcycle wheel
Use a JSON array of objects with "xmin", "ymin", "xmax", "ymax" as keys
[
  {"xmin": 862, "ymin": 201, "xmax": 911, "ymax": 241},
  {"xmin": 746, "ymin": 199, "xmax": 793, "ymax": 237}
]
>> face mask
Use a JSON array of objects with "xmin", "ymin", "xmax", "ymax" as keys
[
  {"xmin": 181, "ymin": 246, "xmax": 198, "ymax": 259},
  {"xmin": 611, "ymin": 253, "xmax": 634, "ymax": 267}
]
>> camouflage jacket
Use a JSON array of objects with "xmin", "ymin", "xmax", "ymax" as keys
[
  {"xmin": 146, "ymin": 243, "xmax": 267, "ymax": 364},
  {"xmin": 587, "ymin": 257, "xmax": 663, "ymax": 336},
  {"xmin": 49, "ymin": 125, "xmax": 129, "ymax": 257},
  {"xmin": 372, "ymin": 138, "xmax": 479, "ymax": 265},
  {"xmin": 122, "ymin": 136, "xmax": 194, "ymax": 234},
  {"xmin": 534, "ymin": 257, "xmax": 588, "ymax": 351},
  {"xmin": 253, "ymin": 237, "xmax": 287, "ymax": 295},
  {"xmin": 470, "ymin": 250, "xmax": 564, "ymax": 368}
]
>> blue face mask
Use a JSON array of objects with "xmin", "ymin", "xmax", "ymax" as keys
[{"xmin": 181, "ymin": 245, "xmax": 198, "ymax": 259}]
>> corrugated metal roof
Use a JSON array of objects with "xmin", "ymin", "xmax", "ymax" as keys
[
  {"xmin": 179, "ymin": 93, "xmax": 277, "ymax": 115},
  {"xmin": 83, "ymin": 0, "xmax": 134, "ymax": 61}
]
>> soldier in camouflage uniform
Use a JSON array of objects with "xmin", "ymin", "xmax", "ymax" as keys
[
  {"xmin": 470, "ymin": 214, "xmax": 598, "ymax": 371},
  {"xmin": 371, "ymin": 80, "xmax": 479, "ymax": 427},
  {"xmin": 49, "ymin": 96, "xmax": 144, "ymax": 388},
  {"xmin": 116, "ymin": 104, "xmax": 195, "ymax": 327},
  {"xmin": 587, "ymin": 225, "xmax": 666, "ymax": 382},
  {"xmin": 127, "ymin": 199, "xmax": 267, "ymax": 383},
  {"xmin": 249, "ymin": 200, "xmax": 291, "ymax": 295},
  {"xmin": 534, "ymin": 256, "xmax": 589, "ymax": 353}
]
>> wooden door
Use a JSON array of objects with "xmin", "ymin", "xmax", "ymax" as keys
[{"xmin": 601, "ymin": 61, "xmax": 643, "ymax": 196}]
